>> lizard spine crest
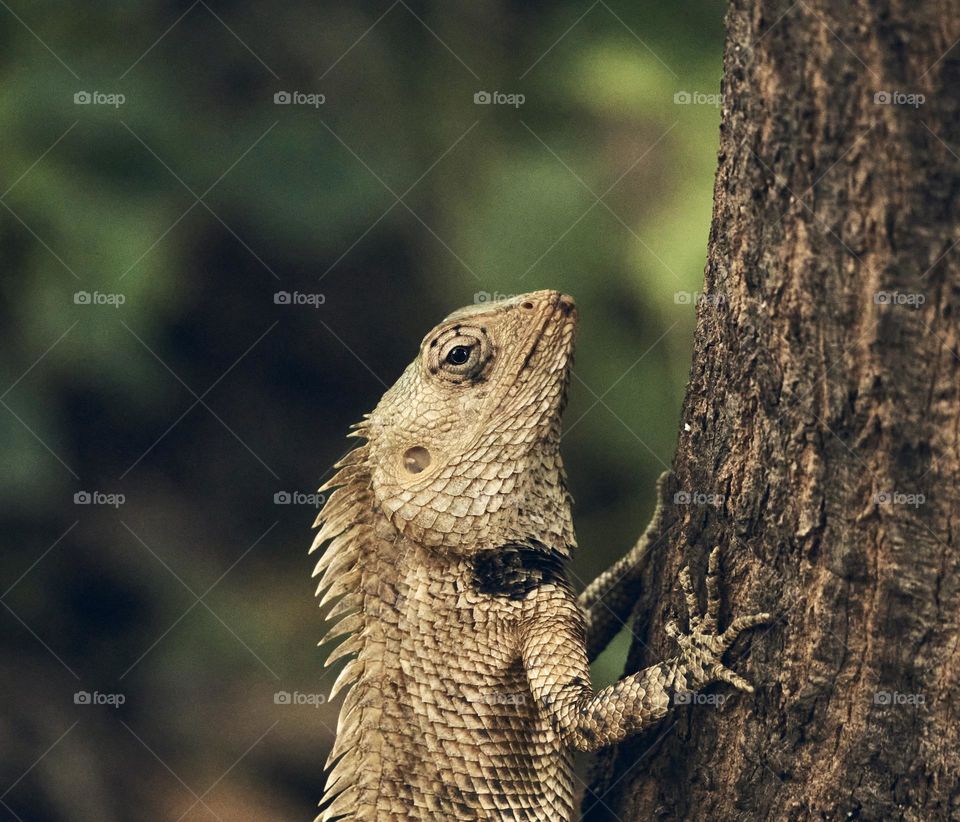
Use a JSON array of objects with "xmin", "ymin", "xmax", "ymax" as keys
[{"xmin": 310, "ymin": 424, "xmax": 375, "ymax": 820}]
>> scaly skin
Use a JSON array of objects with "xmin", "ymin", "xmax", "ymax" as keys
[{"xmin": 310, "ymin": 290, "xmax": 769, "ymax": 820}]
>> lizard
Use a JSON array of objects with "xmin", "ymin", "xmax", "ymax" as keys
[{"xmin": 309, "ymin": 289, "xmax": 770, "ymax": 821}]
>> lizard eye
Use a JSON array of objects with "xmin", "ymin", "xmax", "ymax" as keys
[
  {"xmin": 439, "ymin": 338, "xmax": 481, "ymax": 375},
  {"xmin": 446, "ymin": 345, "xmax": 472, "ymax": 366},
  {"xmin": 425, "ymin": 325, "xmax": 492, "ymax": 382}
]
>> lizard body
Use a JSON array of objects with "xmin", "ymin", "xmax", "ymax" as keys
[{"xmin": 311, "ymin": 290, "xmax": 768, "ymax": 820}]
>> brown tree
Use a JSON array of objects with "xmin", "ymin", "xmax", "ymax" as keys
[{"xmin": 586, "ymin": 1, "xmax": 960, "ymax": 819}]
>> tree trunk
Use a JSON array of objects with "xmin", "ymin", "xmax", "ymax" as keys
[{"xmin": 586, "ymin": 1, "xmax": 960, "ymax": 819}]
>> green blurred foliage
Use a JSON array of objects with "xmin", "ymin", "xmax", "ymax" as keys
[{"xmin": 0, "ymin": 1, "xmax": 724, "ymax": 817}]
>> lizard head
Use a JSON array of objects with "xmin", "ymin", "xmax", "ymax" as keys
[{"xmin": 364, "ymin": 289, "xmax": 578, "ymax": 555}]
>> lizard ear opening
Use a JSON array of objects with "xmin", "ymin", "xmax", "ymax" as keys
[{"xmin": 402, "ymin": 446, "xmax": 432, "ymax": 474}]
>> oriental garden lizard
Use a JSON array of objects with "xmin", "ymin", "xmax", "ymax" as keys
[{"xmin": 310, "ymin": 290, "xmax": 769, "ymax": 820}]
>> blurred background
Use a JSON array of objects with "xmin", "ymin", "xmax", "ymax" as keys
[{"xmin": 0, "ymin": 2, "xmax": 726, "ymax": 819}]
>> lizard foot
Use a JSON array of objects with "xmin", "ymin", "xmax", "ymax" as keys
[{"xmin": 665, "ymin": 546, "xmax": 770, "ymax": 693}]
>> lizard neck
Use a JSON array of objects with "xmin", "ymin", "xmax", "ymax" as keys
[{"xmin": 365, "ymin": 418, "xmax": 577, "ymax": 558}]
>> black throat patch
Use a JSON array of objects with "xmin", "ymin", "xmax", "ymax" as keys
[{"xmin": 471, "ymin": 541, "xmax": 568, "ymax": 600}]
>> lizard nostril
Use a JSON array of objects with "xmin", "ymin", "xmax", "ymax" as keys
[
  {"xmin": 520, "ymin": 301, "xmax": 535, "ymax": 311},
  {"xmin": 402, "ymin": 446, "xmax": 432, "ymax": 474}
]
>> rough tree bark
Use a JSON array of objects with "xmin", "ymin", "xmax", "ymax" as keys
[{"xmin": 586, "ymin": 1, "xmax": 960, "ymax": 820}]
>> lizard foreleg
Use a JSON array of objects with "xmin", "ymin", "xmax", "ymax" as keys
[{"xmin": 523, "ymin": 545, "xmax": 769, "ymax": 752}]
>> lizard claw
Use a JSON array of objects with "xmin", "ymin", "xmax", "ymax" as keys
[
  {"xmin": 703, "ymin": 546, "xmax": 721, "ymax": 634},
  {"xmin": 677, "ymin": 566, "xmax": 701, "ymax": 630},
  {"xmin": 713, "ymin": 664, "xmax": 754, "ymax": 693},
  {"xmin": 669, "ymin": 547, "xmax": 769, "ymax": 693},
  {"xmin": 720, "ymin": 612, "xmax": 772, "ymax": 649},
  {"xmin": 664, "ymin": 618, "xmax": 681, "ymax": 639}
]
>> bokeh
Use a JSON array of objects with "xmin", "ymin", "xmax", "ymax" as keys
[{"xmin": 0, "ymin": 2, "xmax": 725, "ymax": 818}]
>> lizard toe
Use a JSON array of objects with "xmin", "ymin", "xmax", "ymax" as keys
[{"xmin": 715, "ymin": 665, "xmax": 754, "ymax": 693}]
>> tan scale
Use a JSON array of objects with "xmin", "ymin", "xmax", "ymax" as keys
[{"xmin": 309, "ymin": 290, "xmax": 770, "ymax": 821}]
